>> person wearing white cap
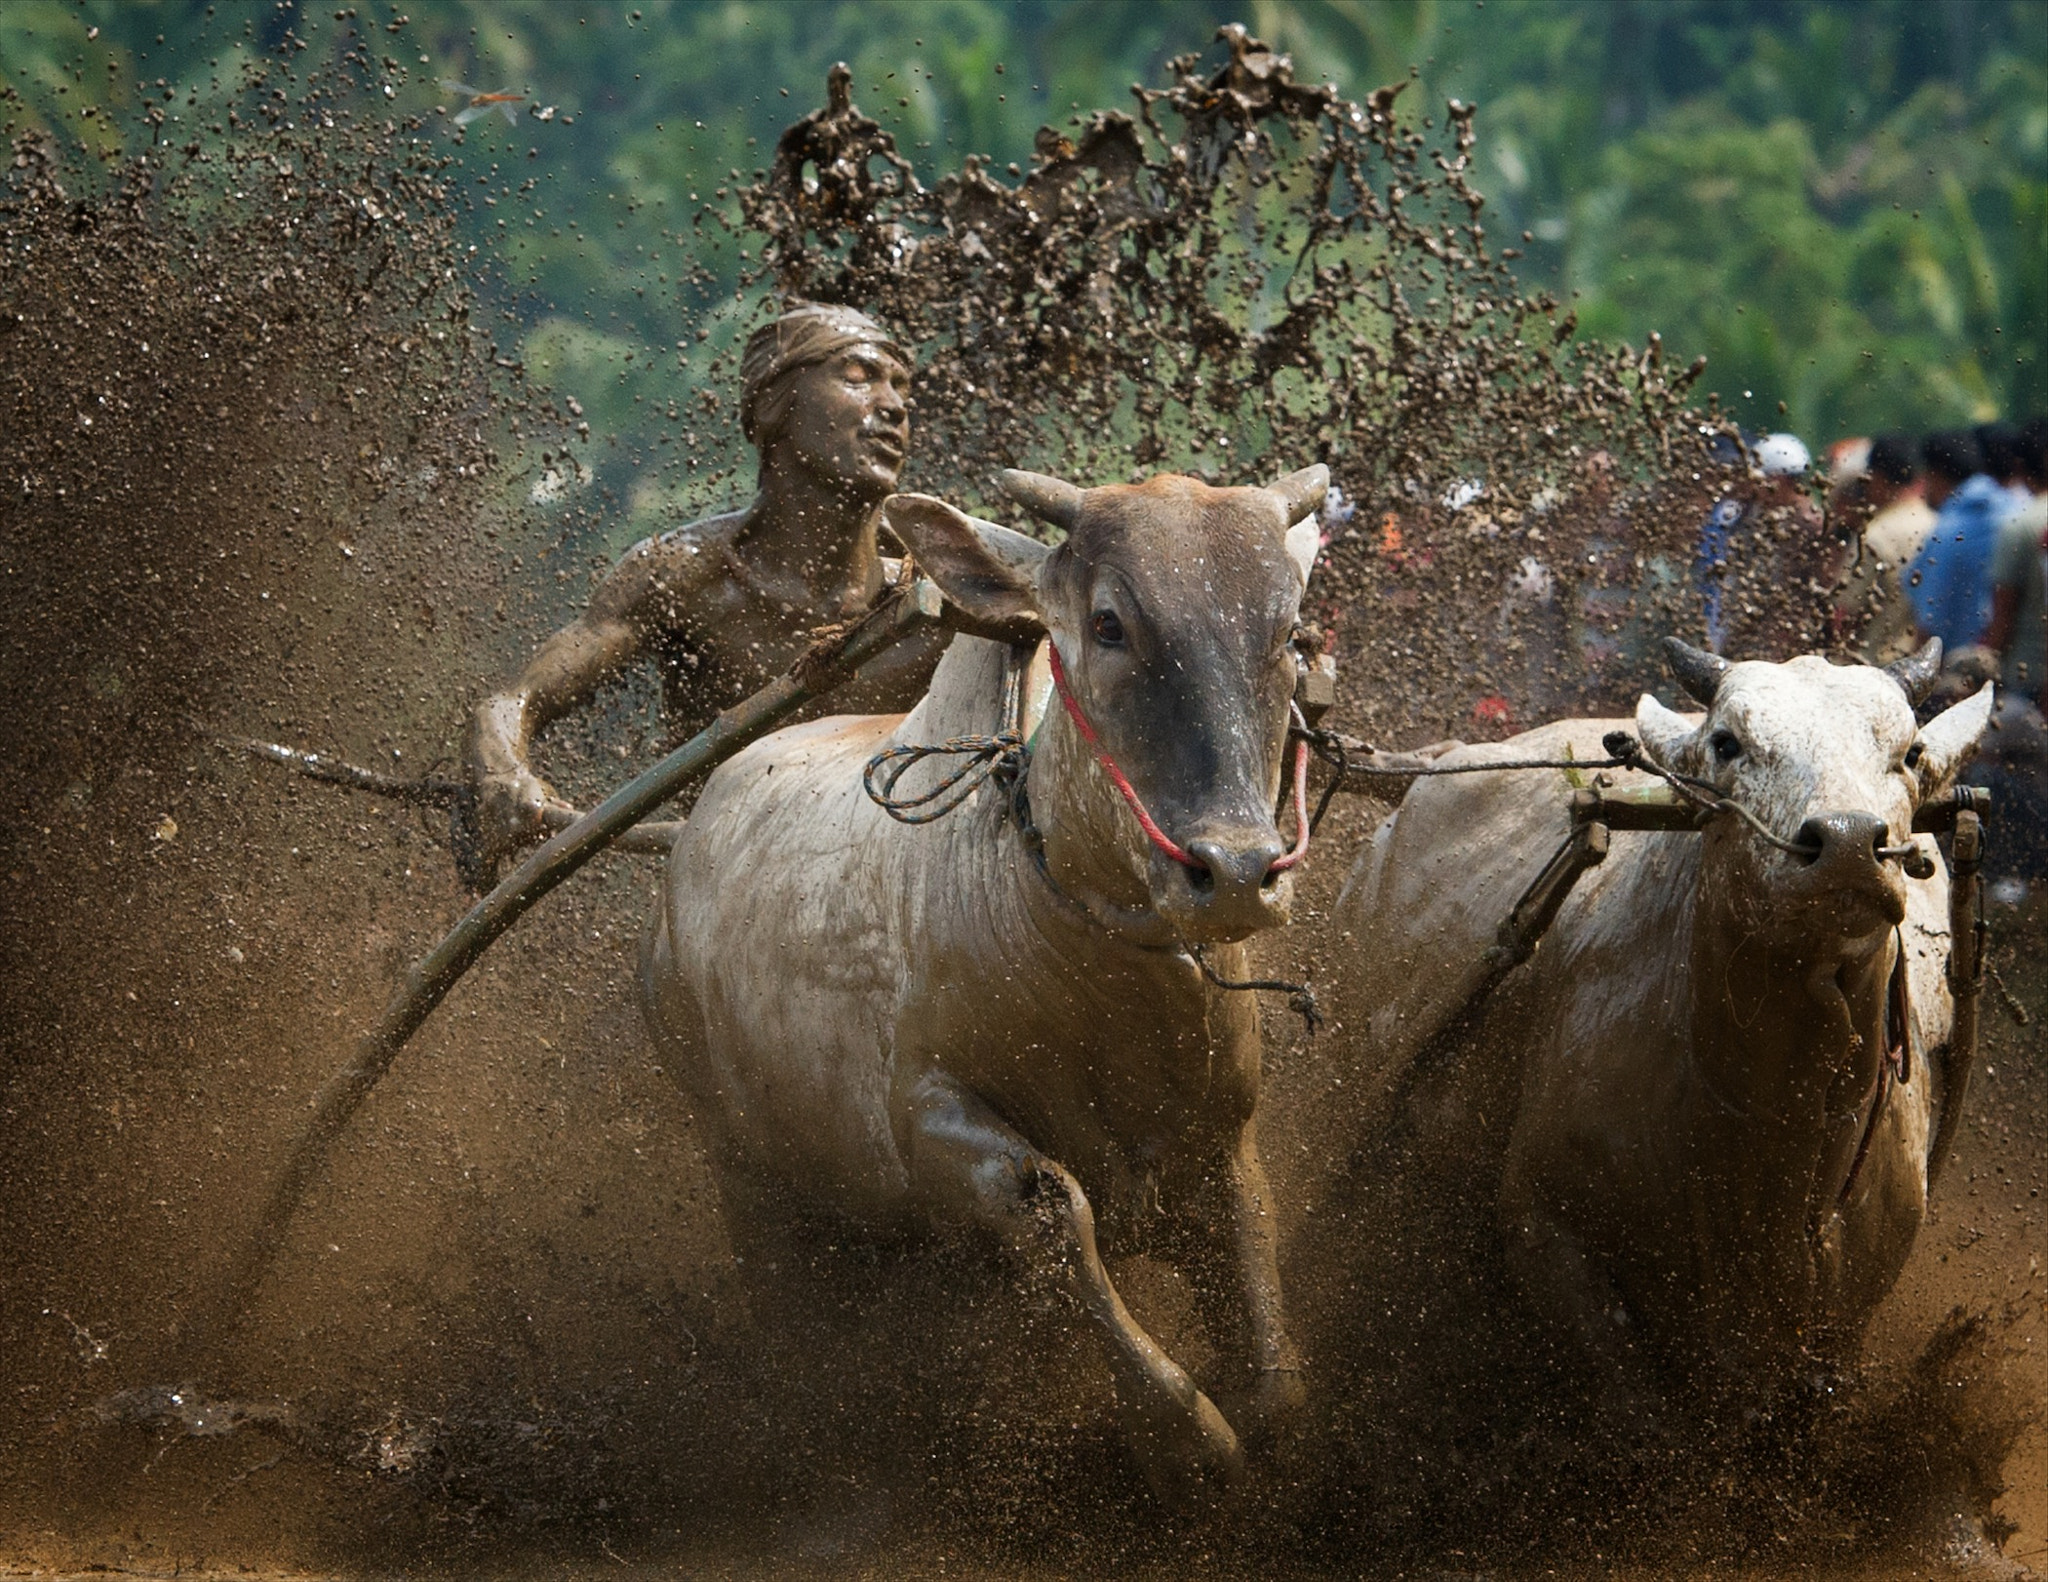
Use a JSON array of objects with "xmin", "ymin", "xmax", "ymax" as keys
[
  {"xmin": 1753, "ymin": 430, "xmax": 1811, "ymax": 478},
  {"xmin": 1694, "ymin": 429, "xmax": 1823, "ymax": 656}
]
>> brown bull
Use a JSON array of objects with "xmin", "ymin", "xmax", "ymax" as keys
[{"xmin": 642, "ymin": 466, "xmax": 1327, "ymax": 1500}]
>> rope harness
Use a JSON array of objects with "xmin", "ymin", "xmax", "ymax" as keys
[
  {"xmin": 862, "ymin": 652, "xmax": 1998, "ymax": 1135},
  {"xmin": 863, "ymin": 640, "xmax": 1322, "ymax": 1033},
  {"xmin": 1044, "ymin": 640, "xmax": 1313, "ymax": 874},
  {"xmin": 1298, "ymin": 724, "xmax": 1931, "ymax": 870},
  {"xmin": 1826, "ymin": 932, "xmax": 1914, "ymax": 1235}
]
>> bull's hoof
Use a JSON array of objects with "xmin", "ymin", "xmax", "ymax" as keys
[
  {"xmin": 1121, "ymin": 1383, "xmax": 1245, "ymax": 1507},
  {"xmin": 1216, "ymin": 1361, "xmax": 1308, "ymax": 1448},
  {"xmin": 1247, "ymin": 1363, "xmax": 1308, "ymax": 1434}
]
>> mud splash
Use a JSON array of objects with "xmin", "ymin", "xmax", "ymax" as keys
[
  {"xmin": 0, "ymin": 20, "xmax": 2037, "ymax": 1581},
  {"xmin": 722, "ymin": 26, "xmax": 1821, "ymax": 747}
]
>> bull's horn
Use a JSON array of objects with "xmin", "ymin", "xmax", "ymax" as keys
[
  {"xmin": 997, "ymin": 469, "xmax": 1083, "ymax": 531},
  {"xmin": 1663, "ymin": 635, "xmax": 1730, "ymax": 705},
  {"xmin": 1883, "ymin": 636, "xmax": 1942, "ymax": 705},
  {"xmin": 1267, "ymin": 463, "xmax": 1329, "ymax": 523}
]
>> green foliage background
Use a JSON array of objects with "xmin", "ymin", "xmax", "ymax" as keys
[{"xmin": 6, "ymin": 0, "xmax": 2043, "ymax": 462}]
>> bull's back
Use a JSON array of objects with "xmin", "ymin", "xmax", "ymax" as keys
[
  {"xmin": 645, "ymin": 711, "xmax": 915, "ymax": 1210},
  {"xmin": 1333, "ymin": 718, "xmax": 1653, "ymax": 1079}
]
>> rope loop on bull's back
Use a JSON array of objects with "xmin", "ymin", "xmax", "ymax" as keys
[{"xmin": 864, "ymin": 731, "xmax": 1025, "ymax": 824}]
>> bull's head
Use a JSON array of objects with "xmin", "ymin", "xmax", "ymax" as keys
[
  {"xmin": 885, "ymin": 466, "xmax": 1326, "ymax": 943},
  {"xmin": 1634, "ymin": 637, "xmax": 1992, "ymax": 948}
]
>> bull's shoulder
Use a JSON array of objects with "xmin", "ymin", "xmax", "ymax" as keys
[{"xmin": 1328, "ymin": 717, "xmax": 1651, "ymax": 1078}]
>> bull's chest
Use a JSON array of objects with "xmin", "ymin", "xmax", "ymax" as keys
[{"xmin": 920, "ymin": 949, "xmax": 1253, "ymax": 1171}]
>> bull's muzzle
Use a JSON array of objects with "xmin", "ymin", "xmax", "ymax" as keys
[
  {"xmin": 1155, "ymin": 826, "xmax": 1293, "ymax": 940},
  {"xmin": 1791, "ymin": 810, "xmax": 1888, "ymax": 870},
  {"xmin": 1787, "ymin": 809, "xmax": 1907, "ymax": 925}
]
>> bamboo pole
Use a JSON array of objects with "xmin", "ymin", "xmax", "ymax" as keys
[{"xmin": 183, "ymin": 578, "xmax": 945, "ymax": 1364}]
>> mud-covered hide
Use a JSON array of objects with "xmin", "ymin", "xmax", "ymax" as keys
[
  {"xmin": 639, "ymin": 469, "xmax": 1327, "ymax": 1503},
  {"xmin": 1322, "ymin": 654, "xmax": 1994, "ymax": 1410}
]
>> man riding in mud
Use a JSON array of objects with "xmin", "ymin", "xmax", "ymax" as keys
[{"xmin": 468, "ymin": 302, "xmax": 938, "ymax": 866}]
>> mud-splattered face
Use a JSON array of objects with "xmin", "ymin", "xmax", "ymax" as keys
[
  {"xmin": 771, "ymin": 344, "xmax": 912, "ymax": 500},
  {"xmin": 1635, "ymin": 654, "xmax": 1993, "ymax": 949}
]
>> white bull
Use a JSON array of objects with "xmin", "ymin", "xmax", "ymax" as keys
[
  {"xmin": 1330, "ymin": 639, "xmax": 1993, "ymax": 1417},
  {"xmin": 642, "ymin": 466, "xmax": 1328, "ymax": 1500}
]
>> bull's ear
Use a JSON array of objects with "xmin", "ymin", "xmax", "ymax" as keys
[
  {"xmin": 1911, "ymin": 680, "xmax": 1994, "ymax": 796},
  {"xmin": 1283, "ymin": 514, "xmax": 1321, "ymax": 589},
  {"xmin": 1634, "ymin": 693, "xmax": 1698, "ymax": 768},
  {"xmin": 882, "ymin": 493, "xmax": 1050, "ymax": 642}
]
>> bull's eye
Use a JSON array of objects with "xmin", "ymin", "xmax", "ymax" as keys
[
  {"xmin": 1091, "ymin": 609, "xmax": 1125, "ymax": 646},
  {"xmin": 1710, "ymin": 729, "xmax": 1742, "ymax": 764},
  {"xmin": 1904, "ymin": 742, "xmax": 1924, "ymax": 771}
]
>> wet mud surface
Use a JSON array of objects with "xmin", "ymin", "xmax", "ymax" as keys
[{"xmin": 1, "ymin": 22, "xmax": 2041, "ymax": 1581}]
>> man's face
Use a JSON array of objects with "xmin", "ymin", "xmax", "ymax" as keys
[{"xmin": 776, "ymin": 344, "xmax": 912, "ymax": 500}]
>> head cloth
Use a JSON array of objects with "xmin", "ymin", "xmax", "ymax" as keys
[{"xmin": 738, "ymin": 302, "xmax": 912, "ymax": 446}]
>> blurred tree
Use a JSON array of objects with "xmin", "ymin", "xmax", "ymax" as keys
[{"xmin": 5, "ymin": 0, "xmax": 2042, "ymax": 463}]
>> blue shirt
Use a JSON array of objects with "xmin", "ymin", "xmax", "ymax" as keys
[
  {"xmin": 1695, "ymin": 496, "xmax": 1747, "ymax": 651},
  {"xmin": 1906, "ymin": 474, "xmax": 2013, "ymax": 651}
]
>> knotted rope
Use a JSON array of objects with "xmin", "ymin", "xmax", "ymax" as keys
[
  {"xmin": 863, "ymin": 731, "xmax": 1024, "ymax": 824},
  {"xmin": 1190, "ymin": 944, "xmax": 1322, "ymax": 1035},
  {"xmin": 1045, "ymin": 639, "xmax": 1313, "ymax": 874}
]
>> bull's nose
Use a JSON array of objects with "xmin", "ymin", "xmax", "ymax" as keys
[
  {"xmin": 1792, "ymin": 811, "xmax": 1889, "ymax": 871},
  {"xmin": 1186, "ymin": 833, "xmax": 1288, "ymax": 902}
]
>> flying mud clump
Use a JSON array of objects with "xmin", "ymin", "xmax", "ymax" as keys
[{"xmin": 717, "ymin": 26, "xmax": 1833, "ymax": 746}]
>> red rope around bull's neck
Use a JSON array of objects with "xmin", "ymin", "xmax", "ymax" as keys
[{"xmin": 1045, "ymin": 640, "xmax": 1312, "ymax": 875}]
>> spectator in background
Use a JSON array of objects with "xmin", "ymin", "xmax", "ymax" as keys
[
  {"xmin": 1837, "ymin": 431, "xmax": 1934, "ymax": 661},
  {"xmin": 1985, "ymin": 416, "xmax": 2048, "ymax": 705},
  {"xmin": 1696, "ymin": 430, "xmax": 1818, "ymax": 656},
  {"xmin": 1904, "ymin": 429, "xmax": 2009, "ymax": 654},
  {"xmin": 1975, "ymin": 417, "xmax": 2048, "ymax": 902},
  {"xmin": 1976, "ymin": 420, "xmax": 2033, "ymax": 520}
]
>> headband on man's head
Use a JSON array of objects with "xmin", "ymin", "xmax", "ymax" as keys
[{"xmin": 737, "ymin": 302, "xmax": 912, "ymax": 443}]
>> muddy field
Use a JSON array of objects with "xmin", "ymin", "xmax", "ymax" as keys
[
  {"xmin": 0, "ymin": 714, "xmax": 2038, "ymax": 1579},
  {"xmin": 1, "ymin": 24, "xmax": 2042, "ymax": 1582}
]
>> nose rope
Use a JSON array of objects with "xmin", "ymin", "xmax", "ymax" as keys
[
  {"xmin": 1046, "ymin": 640, "xmax": 1312, "ymax": 875},
  {"xmin": 1602, "ymin": 732, "xmax": 1926, "ymax": 870}
]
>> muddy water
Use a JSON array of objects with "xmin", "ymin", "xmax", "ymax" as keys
[{"xmin": 0, "ymin": 26, "xmax": 2041, "ymax": 1581}]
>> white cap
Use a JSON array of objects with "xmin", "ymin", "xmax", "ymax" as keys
[{"xmin": 1755, "ymin": 432, "xmax": 1811, "ymax": 477}]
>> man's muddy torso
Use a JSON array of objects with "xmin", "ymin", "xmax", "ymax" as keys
[{"xmin": 635, "ymin": 510, "xmax": 951, "ymax": 744}]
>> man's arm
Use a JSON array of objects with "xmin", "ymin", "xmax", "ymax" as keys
[{"xmin": 467, "ymin": 531, "xmax": 719, "ymax": 857}]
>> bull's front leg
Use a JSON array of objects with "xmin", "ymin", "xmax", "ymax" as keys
[
  {"xmin": 1499, "ymin": 1180, "xmax": 1667, "ymax": 1441},
  {"xmin": 1178, "ymin": 1117, "xmax": 1305, "ymax": 1440},
  {"xmin": 897, "ymin": 1067, "xmax": 1244, "ymax": 1504},
  {"xmin": 1223, "ymin": 1118, "xmax": 1306, "ymax": 1433}
]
